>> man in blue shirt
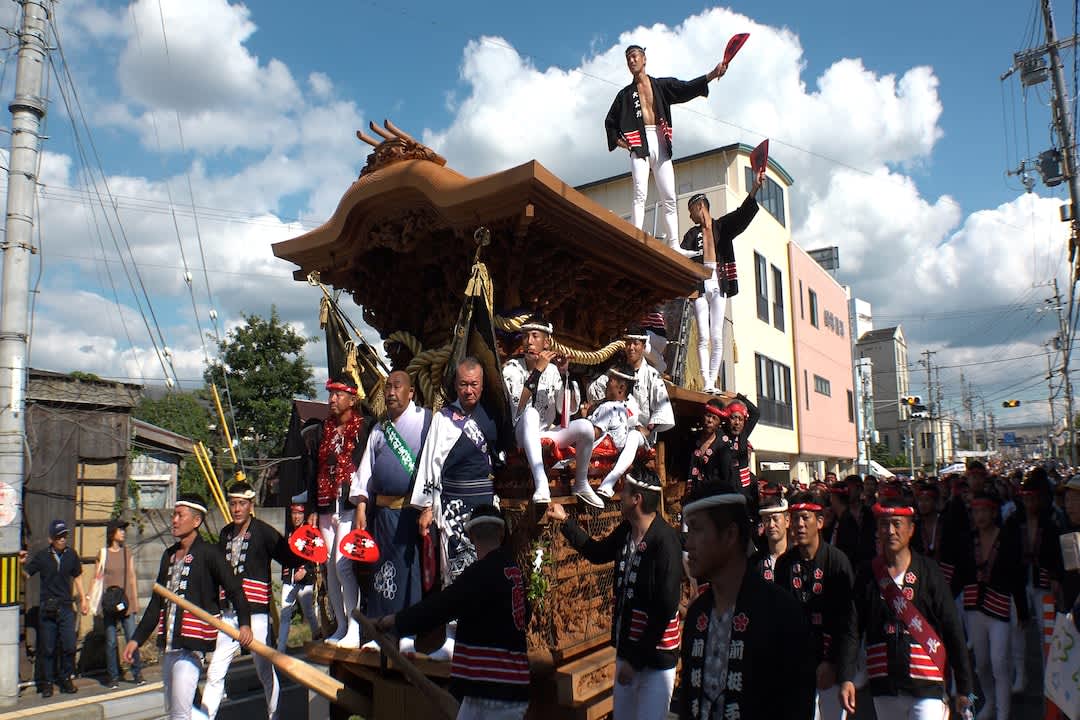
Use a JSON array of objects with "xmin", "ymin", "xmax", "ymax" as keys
[{"xmin": 20, "ymin": 519, "xmax": 88, "ymax": 697}]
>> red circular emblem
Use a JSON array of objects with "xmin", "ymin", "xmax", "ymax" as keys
[
  {"xmin": 812, "ymin": 582, "xmax": 823, "ymax": 594},
  {"xmin": 638, "ymin": 542, "xmax": 647, "ymax": 552},
  {"xmin": 763, "ymin": 569, "xmax": 773, "ymax": 581},
  {"xmin": 792, "ymin": 577, "xmax": 802, "ymax": 589},
  {"xmin": 814, "ymin": 568, "xmax": 824, "ymax": 580},
  {"xmin": 184, "ymin": 554, "xmax": 193, "ymax": 563},
  {"xmin": 905, "ymin": 571, "xmax": 917, "ymax": 584},
  {"xmin": 732, "ymin": 613, "xmax": 750, "ymax": 633},
  {"xmin": 902, "ymin": 587, "xmax": 914, "ymax": 600},
  {"xmin": 696, "ymin": 614, "xmax": 709, "ymax": 632}
]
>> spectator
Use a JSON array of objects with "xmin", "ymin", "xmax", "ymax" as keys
[
  {"xmin": 90, "ymin": 518, "xmax": 144, "ymax": 688},
  {"xmin": 19, "ymin": 519, "xmax": 88, "ymax": 697}
]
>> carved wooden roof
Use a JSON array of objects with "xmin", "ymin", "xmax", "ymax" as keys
[{"xmin": 272, "ymin": 121, "xmax": 708, "ymax": 351}]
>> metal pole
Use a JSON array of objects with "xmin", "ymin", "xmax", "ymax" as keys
[
  {"xmin": 1048, "ymin": 349, "xmax": 1058, "ymax": 458},
  {"xmin": 1041, "ymin": 0, "xmax": 1080, "ymax": 463},
  {"xmin": 0, "ymin": 0, "xmax": 49, "ymax": 706},
  {"xmin": 922, "ymin": 349, "xmax": 936, "ymax": 475}
]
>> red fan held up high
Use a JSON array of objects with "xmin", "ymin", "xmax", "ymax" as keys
[{"xmin": 723, "ymin": 33, "xmax": 750, "ymax": 66}]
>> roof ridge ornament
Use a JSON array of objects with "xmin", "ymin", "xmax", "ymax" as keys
[{"xmin": 356, "ymin": 119, "xmax": 446, "ymax": 177}]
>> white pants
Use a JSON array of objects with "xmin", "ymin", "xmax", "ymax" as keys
[
  {"xmin": 612, "ymin": 664, "xmax": 676, "ymax": 720},
  {"xmin": 203, "ymin": 612, "xmax": 279, "ymax": 720},
  {"xmin": 630, "ymin": 126, "xmax": 679, "ymax": 248},
  {"xmin": 517, "ymin": 406, "xmax": 554, "ymax": 496},
  {"xmin": 162, "ymin": 649, "xmax": 203, "ymax": 720},
  {"xmin": 694, "ymin": 266, "xmax": 727, "ymax": 390},
  {"xmin": 319, "ymin": 508, "xmax": 359, "ymax": 640},
  {"xmin": 600, "ymin": 431, "xmax": 645, "ymax": 492},
  {"xmin": 644, "ymin": 331, "xmax": 668, "ymax": 373},
  {"xmin": 541, "ymin": 418, "xmax": 596, "ymax": 487},
  {"xmin": 967, "ymin": 610, "xmax": 1010, "ymax": 720},
  {"xmin": 277, "ymin": 581, "xmax": 318, "ymax": 651},
  {"xmin": 872, "ymin": 695, "xmax": 949, "ymax": 720},
  {"xmin": 457, "ymin": 696, "xmax": 529, "ymax": 720},
  {"xmin": 816, "ymin": 685, "xmax": 847, "ymax": 719}
]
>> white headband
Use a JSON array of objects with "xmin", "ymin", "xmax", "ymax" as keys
[
  {"xmin": 520, "ymin": 321, "xmax": 554, "ymax": 335},
  {"xmin": 758, "ymin": 498, "xmax": 789, "ymax": 516},
  {"xmin": 624, "ymin": 334, "xmax": 648, "ymax": 341},
  {"xmin": 625, "ymin": 473, "xmax": 662, "ymax": 492},
  {"xmin": 176, "ymin": 500, "xmax": 208, "ymax": 514},
  {"xmin": 227, "ymin": 489, "xmax": 257, "ymax": 500},
  {"xmin": 609, "ymin": 368, "xmax": 636, "ymax": 382}
]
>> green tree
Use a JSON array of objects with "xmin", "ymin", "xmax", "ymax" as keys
[
  {"xmin": 870, "ymin": 443, "xmax": 909, "ymax": 469},
  {"xmin": 133, "ymin": 391, "xmax": 214, "ymax": 496},
  {"xmin": 204, "ymin": 306, "xmax": 316, "ymax": 459}
]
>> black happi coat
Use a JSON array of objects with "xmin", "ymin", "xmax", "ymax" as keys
[
  {"xmin": 605, "ymin": 74, "xmax": 710, "ymax": 159},
  {"xmin": 219, "ymin": 517, "xmax": 298, "ymax": 614},
  {"xmin": 829, "ymin": 508, "xmax": 862, "ymax": 570},
  {"xmin": 561, "ymin": 514, "xmax": 683, "ymax": 670},
  {"xmin": 934, "ymin": 495, "xmax": 972, "ymax": 595},
  {"xmin": 132, "ymin": 534, "xmax": 251, "ymax": 653},
  {"xmin": 395, "ymin": 547, "xmax": 531, "ymax": 702},
  {"xmin": 1007, "ymin": 510, "xmax": 1064, "ymax": 592},
  {"xmin": 841, "ymin": 552, "xmax": 974, "ymax": 700},
  {"xmin": 687, "ymin": 432, "xmax": 739, "ymax": 498},
  {"xmin": 775, "ymin": 542, "xmax": 854, "ymax": 667},
  {"xmin": 680, "ymin": 195, "xmax": 760, "ymax": 297},
  {"xmin": 957, "ymin": 523, "xmax": 1030, "ymax": 622},
  {"xmin": 679, "ymin": 569, "xmax": 816, "ymax": 719}
]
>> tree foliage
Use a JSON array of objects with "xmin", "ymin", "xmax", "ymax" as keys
[
  {"xmin": 203, "ymin": 306, "xmax": 316, "ymax": 459},
  {"xmin": 870, "ymin": 443, "xmax": 909, "ymax": 470},
  {"xmin": 133, "ymin": 391, "xmax": 214, "ymax": 496}
]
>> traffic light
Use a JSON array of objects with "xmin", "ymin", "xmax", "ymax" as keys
[
  {"xmin": 902, "ymin": 396, "xmax": 922, "ymax": 406},
  {"xmin": 1002, "ymin": 399, "xmax": 1022, "ymax": 408}
]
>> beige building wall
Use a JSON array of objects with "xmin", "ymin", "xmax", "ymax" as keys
[{"xmin": 579, "ymin": 145, "xmax": 799, "ymax": 463}]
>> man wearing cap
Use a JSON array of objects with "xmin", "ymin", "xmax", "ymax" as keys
[
  {"xmin": 300, "ymin": 370, "xmax": 371, "ymax": 646},
  {"xmin": 502, "ymin": 315, "xmax": 603, "ymax": 507},
  {"xmin": 775, "ymin": 492, "xmax": 855, "ymax": 719},
  {"xmin": 375, "ymin": 504, "xmax": 531, "ymax": 720},
  {"xmin": 547, "ymin": 469, "xmax": 682, "ymax": 720},
  {"xmin": 751, "ymin": 497, "xmax": 789, "ymax": 582},
  {"xmin": 89, "ymin": 517, "xmax": 144, "ymax": 688},
  {"xmin": 681, "ymin": 170, "xmax": 766, "ymax": 392},
  {"xmin": 349, "ymin": 370, "xmax": 433, "ymax": 652},
  {"xmin": 838, "ymin": 497, "xmax": 974, "ymax": 720},
  {"xmin": 124, "ymin": 494, "xmax": 253, "ymax": 720},
  {"xmin": 587, "ymin": 327, "xmax": 674, "ymax": 462},
  {"xmin": 203, "ymin": 482, "xmax": 297, "ymax": 719},
  {"xmin": 19, "ymin": 519, "xmax": 88, "ymax": 697},
  {"xmin": 411, "ymin": 357, "xmax": 502, "ymax": 660},
  {"xmin": 679, "ymin": 479, "xmax": 816, "ymax": 718},
  {"xmin": 606, "ymin": 45, "xmax": 729, "ymax": 248},
  {"xmin": 276, "ymin": 503, "xmax": 319, "ymax": 651},
  {"xmin": 959, "ymin": 491, "xmax": 1026, "ymax": 720}
]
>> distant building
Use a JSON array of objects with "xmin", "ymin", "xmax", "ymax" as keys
[{"xmin": 856, "ymin": 326, "xmax": 911, "ymax": 457}]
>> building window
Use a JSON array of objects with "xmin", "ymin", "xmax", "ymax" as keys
[
  {"xmin": 847, "ymin": 390, "xmax": 855, "ymax": 423},
  {"xmin": 771, "ymin": 265, "xmax": 784, "ymax": 331},
  {"xmin": 814, "ymin": 375, "xmax": 831, "ymax": 396},
  {"xmin": 754, "ymin": 252, "xmax": 769, "ymax": 322},
  {"xmin": 804, "ymin": 370, "xmax": 810, "ymax": 410},
  {"xmin": 809, "ymin": 289, "xmax": 819, "ymax": 328},
  {"xmin": 745, "ymin": 167, "xmax": 786, "ymax": 227},
  {"xmin": 921, "ymin": 432, "xmax": 932, "ymax": 450},
  {"xmin": 883, "ymin": 434, "xmax": 890, "ymax": 449},
  {"xmin": 798, "ymin": 280, "xmax": 804, "ymax": 319},
  {"xmin": 755, "ymin": 353, "xmax": 793, "ymax": 429}
]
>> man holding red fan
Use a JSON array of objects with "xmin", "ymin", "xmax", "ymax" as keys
[{"xmin": 605, "ymin": 36, "xmax": 746, "ymax": 249}]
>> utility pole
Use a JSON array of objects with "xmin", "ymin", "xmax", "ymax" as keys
[
  {"xmin": 0, "ymin": 0, "xmax": 48, "ymax": 707},
  {"xmin": 962, "ymin": 372, "xmax": 976, "ymax": 451},
  {"xmin": 980, "ymin": 396, "xmax": 991, "ymax": 455},
  {"xmin": 1047, "ymin": 347, "xmax": 1058, "ymax": 458},
  {"xmin": 1052, "ymin": 279, "xmax": 1077, "ymax": 464},
  {"xmin": 921, "ymin": 349, "xmax": 937, "ymax": 475}
]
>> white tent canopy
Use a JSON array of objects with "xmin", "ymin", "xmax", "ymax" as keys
[{"xmin": 868, "ymin": 460, "xmax": 895, "ymax": 478}]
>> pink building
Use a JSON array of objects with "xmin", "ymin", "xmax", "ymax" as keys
[{"xmin": 788, "ymin": 244, "xmax": 857, "ymax": 471}]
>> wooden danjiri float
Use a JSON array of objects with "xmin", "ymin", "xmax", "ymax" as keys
[{"xmin": 271, "ymin": 120, "xmax": 714, "ymax": 720}]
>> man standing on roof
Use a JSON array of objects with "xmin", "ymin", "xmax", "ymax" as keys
[{"xmin": 606, "ymin": 45, "xmax": 730, "ymax": 248}]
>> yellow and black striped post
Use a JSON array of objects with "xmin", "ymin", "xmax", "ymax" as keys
[{"xmin": 0, "ymin": 554, "xmax": 21, "ymax": 606}]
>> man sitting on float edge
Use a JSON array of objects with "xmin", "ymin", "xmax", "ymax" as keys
[{"xmin": 502, "ymin": 314, "xmax": 602, "ymax": 508}]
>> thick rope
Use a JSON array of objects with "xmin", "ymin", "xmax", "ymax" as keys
[{"xmin": 494, "ymin": 314, "xmax": 625, "ymax": 365}]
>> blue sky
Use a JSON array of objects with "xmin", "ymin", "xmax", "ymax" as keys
[{"xmin": 13, "ymin": 0, "xmax": 1078, "ymax": 430}]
